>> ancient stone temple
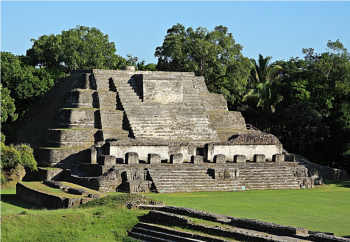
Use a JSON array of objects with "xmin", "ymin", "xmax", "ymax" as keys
[{"xmin": 16, "ymin": 67, "xmax": 329, "ymax": 193}]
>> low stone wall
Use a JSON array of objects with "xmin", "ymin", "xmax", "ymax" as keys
[
  {"xmin": 144, "ymin": 210, "xmax": 301, "ymax": 242},
  {"xmin": 205, "ymin": 143, "xmax": 283, "ymax": 162},
  {"xmin": 64, "ymin": 168, "xmax": 122, "ymax": 192},
  {"xmin": 16, "ymin": 182, "xmax": 89, "ymax": 209},
  {"xmin": 145, "ymin": 210, "xmax": 191, "ymax": 226},
  {"xmin": 157, "ymin": 206, "xmax": 307, "ymax": 236},
  {"xmin": 159, "ymin": 206, "xmax": 227, "ymax": 222},
  {"xmin": 34, "ymin": 147, "xmax": 89, "ymax": 167},
  {"xmin": 228, "ymin": 217, "xmax": 307, "ymax": 236},
  {"xmin": 296, "ymin": 155, "xmax": 349, "ymax": 179},
  {"xmin": 23, "ymin": 167, "xmax": 64, "ymax": 181},
  {"xmin": 309, "ymin": 233, "xmax": 350, "ymax": 242}
]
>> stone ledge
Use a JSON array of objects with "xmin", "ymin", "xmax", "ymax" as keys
[
  {"xmin": 143, "ymin": 210, "xmax": 312, "ymax": 242},
  {"xmin": 156, "ymin": 206, "xmax": 308, "ymax": 236},
  {"xmin": 16, "ymin": 182, "xmax": 94, "ymax": 209}
]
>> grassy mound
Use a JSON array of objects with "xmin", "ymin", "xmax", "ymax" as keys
[{"xmin": 1, "ymin": 192, "xmax": 156, "ymax": 242}]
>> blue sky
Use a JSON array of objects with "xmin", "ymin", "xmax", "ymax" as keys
[{"xmin": 1, "ymin": 1, "xmax": 350, "ymax": 64}]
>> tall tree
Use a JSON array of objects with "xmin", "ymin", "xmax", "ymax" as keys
[
  {"xmin": 155, "ymin": 23, "xmax": 251, "ymax": 108},
  {"xmin": 1, "ymin": 52, "xmax": 64, "ymax": 118},
  {"xmin": 27, "ymin": 25, "xmax": 126, "ymax": 72},
  {"xmin": 1, "ymin": 84, "xmax": 18, "ymax": 124},
  {"xmin": 274, "ymin": 40, "xmax": 350, "ymax": 171},
  {"xmin": 242, "ymin": 54, "xmax": 283, "ymax": 131}
]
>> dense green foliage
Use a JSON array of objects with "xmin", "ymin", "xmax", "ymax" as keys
[
  {"xmin": 242, "ymin": 54, "xmax": 283, "ymax": 130},
  {"xmin": 1, "ymin": 51, "xmax": 65, "ymax": 119},
  {"xmin": 257, "ymin": 40, "xmax": 350, "ymax": 171},
  {"xmin": 26, "ymin": 25, "xmax": 126, "ymax": 72},
  {"xmin": 1, "ymin": 84, "xmax": 18, "ymax": 124},
  {"xmin": 155, "ymin": 23, "xmax": 251, "ymax": 108},
  {"xmin": 0, "ymin": 142, "xmax": 37, "ymax": 172}
]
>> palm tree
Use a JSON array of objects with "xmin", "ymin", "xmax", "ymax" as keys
[{"xmin": 243, "ymin": 54, "xmax": 283, "ymax": 131}]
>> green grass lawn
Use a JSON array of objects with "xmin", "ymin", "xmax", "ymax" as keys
[
  {"xmin": 1, "ymin": 191, "xmax": 146, "ymax": 242},
  {"xmin": 147, "ymin": 179, "xmax": 350, "ymax": 237},
  {"xmin": 1, "ymin": 179, "xmax": 349, "ymax": 241}
]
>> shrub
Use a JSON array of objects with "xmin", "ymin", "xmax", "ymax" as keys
[
  {"xmin": 0, "ymin": 142, "xmax": 37, "ymax": 172},
  {"xmin": 1, "ymin": 142, "xmax": 21, "ymax": 169},
  {"xmin": 14, "ymin": 144, "xmax": 37, "ymax": 171},
  {"xmin": 1, "ymin": 172, "xmax": 7, "ymax": 184}
]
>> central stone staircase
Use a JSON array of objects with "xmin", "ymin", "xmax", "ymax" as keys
[
  {"xmin": 148, "ymin": 166, "xmax": 217, "ymax": 193},
  {"xmin": 115, "ymin": 74, "xmax": 220, "ymax": 144},
  {"xmin": 147, "ymin": 163, "xmax": 302, "ymax": 193}
]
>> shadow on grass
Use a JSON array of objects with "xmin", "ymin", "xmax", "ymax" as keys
[
  {"xmin": 1, "ymin": 194, "xmax": 40, "ymax": 210},
  {"xmin": 324, "ymin": 179, "xmax": 350, "ymax": 188}
]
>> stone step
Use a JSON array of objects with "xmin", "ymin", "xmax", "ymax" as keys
[
  {"xmin": 131, "ymin": 227, "xmax": 204, "ymax": 242},
  {"xmin": 130, "ymin": 223, "xmax": 234, "ymax": 242},
  {"xmin": 129, "ymin": 116, "xmax": 211, "ymax": 120},
  {"xmin": 154, "ymin": 183, "xmax": 299, "ymax": 190},
  {"xmin": 129, "ymin": 231, "xmax": 176, "ymax": 242}
]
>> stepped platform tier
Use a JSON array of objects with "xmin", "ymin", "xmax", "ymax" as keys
[
  {"xmin": 13, "ymin": 67, "xmax": 337, "ymax": 193},
  {"xmin": 76, "ymin": 159, "xmax": 310, "ymax": 193}
]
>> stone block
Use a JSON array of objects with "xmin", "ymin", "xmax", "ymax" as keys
[
  {"xmin": 148, "ymin": 153, "xmax": 161, "ymax": 164},
  {"xmin": 125, "ymin": 180, "xmax": 151, "ymax": 193},
  {"xmin": 272, "ymin": 154, "xmax": 285, "ymax": 162},
  {"xmin": 214, "ymin": 154, "xmax": 226, "ymax": 163},
  {"xmin": 97, "ymin": 155, "xmax": 116, "ymax": 166},
  {"xmin": 234, "ymin": 155, "xmax": 246, "ymax": 163},
  {"xmin": 191, "ymin": 155, "xmax": 203, "ymax": 164},
  {"xmin": 90, "ymin": 147, "xmax": 97, "ymax": 164},
  {"xmin": 285, "ymin": 154, "xmax": 296, "ymax": 162},
  {"xmin": 68, "ymin": 187, "xmax": 89, "ymax": 195},
  {"xmin": 170, "ymin": 153, "xmax": 184, "ymax": 164},
  {"xmin": 254, "ymin": 154, "xmax": 266, "ymax": 163},
  {"xmin": 125, "ymin": 152, "xmax": 139, "ymax": 164}
]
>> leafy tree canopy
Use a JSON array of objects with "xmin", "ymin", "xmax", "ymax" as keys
[
  {"xmin": 1, "ymin": 84, "xmax": 18, "ymax": 124},
  {"xmin": 243, "ymin": 54, "xmax": 283, "ymax": 128},
  {"xmin": 155, "ymin": 23, "xmax": 251, "ymax": 108},
  {"xmin": 1, "ymin": 52, "xmax": 64, "ymax": 118},
  {"xmin": 1, "ymin": 142, "xmax": 37, "ymax": 172},
  {"xmin": 274, "ymin": 40, "xmax": 350, "ymax": 169},
  {"xmin": 26, "ymin": 25, "xmax": 126, "ymax": 72}
]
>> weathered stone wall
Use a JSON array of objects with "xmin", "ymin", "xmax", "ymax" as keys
[
  {"xmin": 200, "ymin": 93, "xmax": 228, "ymax": 111},
  {"xmin": 296, "ymin": 155, "xmax": 349, "ymax": 179},
  {"xmin": 46, "ymin": 129, "xmax": 98, "ymax": 148},
  {"xmin": 64, "ymin": 89, "xmax": 97, "ymax": 108},
  {"xmin": 64, "ymin": 168, "xmax": 122, "ymax": 192},
  {"xmin": 207, "ymin": 111, "xmax": 246, "ymax": 130},
  {"xmin": 146, "ymin": 208, "xmax": 308, "ymax": 236},
  {"xmin": 34, "ymin": 147, "xmax": 89, "ymax": 167},
  {"xmin": 16, "ymin": 182, "xmax": 88, "ymax": 209},
  {"xmin": 188, "ymin": 76, "xmax": 209, "ymax": 94},
  {"xmin": 23, "ymin": 167, "xmax": 64, "ymax": 181},
  {"xmin": 56, "ymin": 108, "xmax": 98, "ymax": 129},
  {"xmin": 205, "ymin": 143, "xmax": 283, "ymax": 162},
  {"xmin": 108, "ymin": 143, "xmax": 169, "ymax": 163},
  {"xmin": 309, "ymin": 233, "xmax": 350, "ymax": 242},
  {"xmin": 143, "ymin": 75, "xmax": 183, "ymax": 103}
]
